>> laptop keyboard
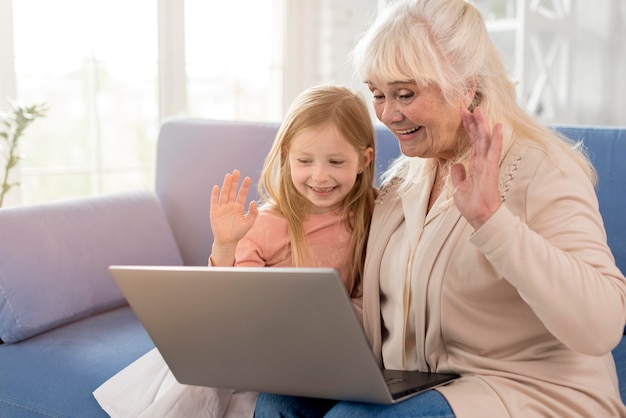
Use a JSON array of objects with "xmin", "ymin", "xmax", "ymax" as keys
[{"xmin": 384, "ymin": 377, "xmax": 406, "ymax": 385}]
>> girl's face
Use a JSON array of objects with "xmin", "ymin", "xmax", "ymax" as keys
[
  {"xmin": 288, "ymin": 123, "xmax": 373, "ymax": 214},
  {"xmin": 368, "ymin": 81, "xmax": 466, "ymax": 160}
]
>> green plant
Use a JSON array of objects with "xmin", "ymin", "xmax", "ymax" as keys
[{"xmin": 0, "ymin": 101, "xmax": 47, "ymax": 207}]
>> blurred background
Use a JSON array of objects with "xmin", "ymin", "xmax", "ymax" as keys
[{"xmin": 0, "ymin": 0, "xmax": 624, "ymax": 206}]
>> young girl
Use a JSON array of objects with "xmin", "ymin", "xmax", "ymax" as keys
[{"xmin": 93, "ymin": 85, "xmax": 377, "ymax": 417}]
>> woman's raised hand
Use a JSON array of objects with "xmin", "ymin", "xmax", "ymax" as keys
[
  {"xmin": 209, "ymin": 170, "xmax": 258, "ymax": 265},
  {"xmin": 450, "ymin": 106, "xmax": 503, "ymax": 229}
]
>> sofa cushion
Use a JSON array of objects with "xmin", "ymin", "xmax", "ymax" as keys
[
  {"xmin": 0, "ymin": 306, "xmax": 155, "ymax": 417},
  {"xmin": 0, "ymin": 191, "xmax": 183, "ymax": 343}
]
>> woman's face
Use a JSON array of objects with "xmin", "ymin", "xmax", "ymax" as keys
[
  {"xmin": 288, "ymin": 123, "xmax": 373, "ymax": 214},
  {"xmin": 368, "ymin": 81, "xmax": 466, "ymax": 160}
]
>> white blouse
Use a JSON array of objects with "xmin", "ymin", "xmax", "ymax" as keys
[{"xmin": 380, "ymin": 169, "xmax": 447, "ymax": 371}]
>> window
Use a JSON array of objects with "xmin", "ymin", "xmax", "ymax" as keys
[
  {"xmin": 11, "ymin": 0, "xmax": 159, "ymax": 205},
  {"xmin": 185, "ymin": 0, "xmax": 284, "ymax": 121},
  {"xmin": 4, "ymin": 0, "xmax": 283, "ymax": 207}
]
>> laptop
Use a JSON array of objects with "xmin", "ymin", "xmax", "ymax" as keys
[{"xmin": 109, "ymin": 265, "xmax": 459, "ymax": 404}]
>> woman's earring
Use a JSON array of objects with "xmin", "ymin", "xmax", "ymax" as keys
[{"xmin": 469, "ymin": 91, "xmax": 482, "ymax": 112}]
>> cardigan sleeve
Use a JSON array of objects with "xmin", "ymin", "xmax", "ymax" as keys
[{"xmin": 470, "ymin": 149, "xmax": 626, "ymax": 356}]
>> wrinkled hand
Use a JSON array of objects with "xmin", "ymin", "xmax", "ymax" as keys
[
  {"xmin": 210, "ymin": 170, "xmax": 258, "ymax": 247},
  {"xmin": 450, "ymin": 107, "xmax": 503, "ymax": 229}
]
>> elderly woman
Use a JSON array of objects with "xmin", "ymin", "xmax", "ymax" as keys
[{"xmin": 255, "ymin": 0, "xmax": 626, "ymax": 417}]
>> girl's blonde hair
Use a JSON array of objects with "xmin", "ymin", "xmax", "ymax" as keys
[
  {"xmin": 258, "ymin": 85, "xmax": 376, "ymax": 297},
  {"xmin": 352, "ymin": 0, "xmax": 596, "ymax": 194}
]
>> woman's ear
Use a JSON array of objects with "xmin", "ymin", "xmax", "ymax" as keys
[{"xmin": 464, "ymin": 76, "xmax": 479, "ymax": 110}]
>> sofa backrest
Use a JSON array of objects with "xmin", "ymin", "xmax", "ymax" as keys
[
  {"xmin": 155, "ymin": 119, "xmax": 625, "ymax": 275},
  {"xmin": 155, "ymin": 120, "xmax": 278, "ymax": 266},
  {"xmin": 553, "ymin": 126, "xmax": 626, "ymax": 274}
]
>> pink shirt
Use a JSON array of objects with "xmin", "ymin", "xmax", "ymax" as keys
[{"xmin": 235, "ymin": 209, "xmax": 352, "ymax": 288}]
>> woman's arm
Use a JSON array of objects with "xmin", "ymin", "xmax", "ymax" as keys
[{"xmin": 471, "ymin": 153, "xmax": 626, "ymax": 356}]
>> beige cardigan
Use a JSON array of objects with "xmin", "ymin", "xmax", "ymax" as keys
[{"xmin": 361, "ymin": 141, "xmax": 626, "ymax": 417}]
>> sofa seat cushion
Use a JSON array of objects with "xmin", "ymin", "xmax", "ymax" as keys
[
  {"xmin": 0, "ymin": 306, "xmax": 155, "ymax": 417},
  {"xmin": 0, "ymin": 191, "xmax": 183, "ymax": 343}
]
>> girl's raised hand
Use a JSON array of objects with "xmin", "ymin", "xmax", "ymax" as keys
[
  {"xmin": 209, "ymin": 170, "xmax": 258, "ymax": 264},
  {"xmin": 450, "ymin": 106, "xmax": 503, "ymax": 229}
]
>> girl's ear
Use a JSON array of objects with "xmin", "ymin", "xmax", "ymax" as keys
[{"xmin": 361, "ymin": 146, "xmax": 374, "ymax": 170}]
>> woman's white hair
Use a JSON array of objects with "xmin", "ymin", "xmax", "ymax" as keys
[{"xmin": 352, "ymin": 0, "xmax": 595, "ymax": 194}]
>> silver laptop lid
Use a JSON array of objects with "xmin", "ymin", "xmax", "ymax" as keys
[{"xmin": 110, "ymin": 266, "xmax": 397, "ymax": 404}]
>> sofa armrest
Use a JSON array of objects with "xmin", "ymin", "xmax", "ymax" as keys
[{"xmin": 0, "ymin": 190, "xmax": 183, "ymax": 343}]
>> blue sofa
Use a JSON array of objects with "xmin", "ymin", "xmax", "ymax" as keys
[{"xmin": 0, "ymin": 119, "xmax": 624, "ymax": 417}]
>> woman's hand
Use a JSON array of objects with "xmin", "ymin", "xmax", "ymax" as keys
[
  {"xmin": 450, "ymin": 106, "xmax": 503, "ymax": 229},
  {"xmin": 209, "ymin": 170, "xmax": 258, "ymax": 265}
]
